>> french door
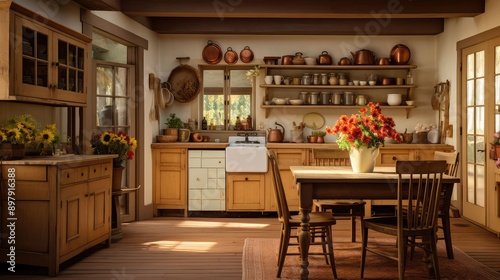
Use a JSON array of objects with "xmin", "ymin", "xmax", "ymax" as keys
[{"xmin": 461, "ymin": 38, "xmax": 500, "ymax": 231}]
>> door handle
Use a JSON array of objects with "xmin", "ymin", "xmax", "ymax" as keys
[{"xmin": 477, "ymin": 149, "xmax": 485, "ymax": 152}]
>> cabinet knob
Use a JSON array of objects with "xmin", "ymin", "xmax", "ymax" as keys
[
  {"xmin": 245, "ymin": 177, "xmax": 248, "ymax": 181},
  {"xmin": 66, "ymin": 173, "xmax": 70, "ymax": 178},
  {"xmin": 197, "ymin": 178, "xmax": 200, "ymax": 181},
  {"xmin": 93, "ymin": 168, "xmax": 97, "ymax": 173},
  {"xmin": 85, "ymin": 193, "xmax": 89, "ymax": 197},
  {"xmin": 392, "ymin": 156, "xmax": 397, "ymax": 161},
  {"xmin": 81, "ymin": 172, "xmax": 84, "ymax": 177},
  {"xmin": 53, "ymin": 61, "xmax": 59, "ymax": 67}
]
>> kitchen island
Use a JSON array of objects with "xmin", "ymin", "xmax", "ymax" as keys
[{"xmin": 0, "ymin": 155, "xmax": 116, "ymax": 276}]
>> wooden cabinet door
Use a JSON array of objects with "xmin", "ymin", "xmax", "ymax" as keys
[
  {"xmin": 14, "ymin": 16, "xmax": 52, "ymax": 99},
  {"xmin": 227, "ymin": 173, "xmax": 265, "ymax": 210},
  {"xmin": 153, "ymin": 149, "xmax": 187, "ymax": 212},
  {"xmin": 60, "ymin": 183, "xmax": 87, "ymax": 256},
  {"xmin": 87, "ymin": 178, "xmax": 111, "ymax": 242}
]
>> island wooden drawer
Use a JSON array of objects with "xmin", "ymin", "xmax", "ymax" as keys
[
  {"xmin": 60, "ymin": 167, "xmax": 89, "ymax": 185},
  {"xmin": 89, "ymin": 163, "xmax": 112, "ymax": 179}
]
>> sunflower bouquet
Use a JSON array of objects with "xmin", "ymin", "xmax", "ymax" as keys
[
  {"xmin": 0, "ymin": 114, "xmax": 38, "ymax": 145},
  {"xmin": 90, "ymin": 131, "xmax": 138, "ymax": 167}
]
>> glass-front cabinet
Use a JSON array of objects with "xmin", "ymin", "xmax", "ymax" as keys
[{"xmin": 10, "ymin": 14, "xmax": 89, "ymax": 106}]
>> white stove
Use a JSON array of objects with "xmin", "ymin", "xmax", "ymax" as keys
[{"xmin": 226, "ymin": 135, "xmax": 268, "ymax": 173}]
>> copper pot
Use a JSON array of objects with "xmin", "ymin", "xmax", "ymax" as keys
[
  {"xmin": 281, "ymin": 55, "xmax": 294, "ymax": 65},
  {"xmin": 317, "ymin": 51, "xmax": 332, "ymax": 65},
  {"xmin": 390, "ymin": 44, "xmax": 411, "ymax": 65},
  {"xmin": 337, "ymin": 57, "xmax": 352, "ymax": 65},
  {"xmin": 350, "ymin": 49, "xmax": 375, "ymax": 65},
  {"xmin": 240, "ymin": 46, "xmax": 254, "ymax": 63},
  {"xmin": 376, "ymin": 57, "xmax": 391, "ymax": 65}
]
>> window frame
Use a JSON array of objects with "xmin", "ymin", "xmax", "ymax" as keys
[{"xmin": 198, "ymin": 65, "xmax": 257, "ymax": 131}]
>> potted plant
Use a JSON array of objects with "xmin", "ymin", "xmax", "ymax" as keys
[
  {"xmin": 164, "ymin": 113, "xmax": 185, "ymax": 139},
  {"xmin": 489, "ymin": 131, "xmax": 500, "ymax": 168},
  {"xmin": 90, "ymin": 131, "xmax": 138, "ymax": 191},
  {"xmin": 0, "ymin": 114, "xmax": 38, "ymax": 159},
  {"xmin": 312, "ymin": 130, "xmax": 327, "ymax": 143}
]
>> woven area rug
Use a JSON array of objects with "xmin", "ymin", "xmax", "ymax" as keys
[{"xmin": 242, "ymin": 237, "xmax": 500, "ymax": 280}]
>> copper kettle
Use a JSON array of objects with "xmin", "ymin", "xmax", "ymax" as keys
[
  {"xmin": 317, "ymin": 51, "xmax": 332, "ymax": 65},
  {"xmin": 350, "ymin": 49, "xmax": 375, "ymax": 65},
  {"xmin": 268, "ymin": 122, "xmax": 285, "ymax": 143}
]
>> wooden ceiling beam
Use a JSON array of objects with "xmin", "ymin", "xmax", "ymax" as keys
[
  {"xmin": 150, "ymin": 17, "xmax": 444, "ymax": 35},
  {"xmin": 120, "ymin": 0, "xmax": 484, "ymax": 18},
  {"xmin": 73, "ymin": 0, "xmax": 121, "ymax": 10}
]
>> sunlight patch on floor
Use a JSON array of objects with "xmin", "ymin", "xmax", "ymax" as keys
[
  {"xmin": 177, "ymin": 220, "xmax": 270, "ymax": 229},
  {"xmin": 143, "ymin": 240, "xmax": 216, "ymax": 252}
]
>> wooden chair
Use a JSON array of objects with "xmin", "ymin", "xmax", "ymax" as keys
[
  {"xmin": 360, "ymin": 160, "xmax": 447, "ymax": 280},
  {"xmin": 312, "ymin": 149, "xmax": 366, "ymax": 242},
  {"xmin": 433, "ymin": 151, "xmax": 459, "ymax": 259},
  {"xmin": 267, "ymin": 149, "xmax": 338, "ymax": 279}
]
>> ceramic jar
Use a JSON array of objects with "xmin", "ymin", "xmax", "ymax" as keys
[{"xmin": 329, "ymin": 73, "xmax": 339, "ymax": 85}]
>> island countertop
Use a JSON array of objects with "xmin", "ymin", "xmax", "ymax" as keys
[{"xmin": 0, "ymin": 154, "xmax": 117, "ymax": 165}]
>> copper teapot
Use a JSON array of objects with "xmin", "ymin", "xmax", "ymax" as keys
[
  {"xmin": 268, "ymin": 122, "xmax": 285, "ymax": 143},
  {"xmin": 350, "ymin": 49, "xmax": 375, "ymax": 65}
]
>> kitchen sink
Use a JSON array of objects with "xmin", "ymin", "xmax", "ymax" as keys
[{"xmin": 226, "ymin": 135, "xmax": 268, "ymax": 173}]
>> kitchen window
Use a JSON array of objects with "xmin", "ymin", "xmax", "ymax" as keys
[{"xmin": 200, "ymin": 66, "xmax": 256, "ymax": 130}]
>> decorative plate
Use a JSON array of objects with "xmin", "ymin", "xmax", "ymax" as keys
[{"xmin": 303, "ymin": 112, "xmax": 325, "ymax": 129}]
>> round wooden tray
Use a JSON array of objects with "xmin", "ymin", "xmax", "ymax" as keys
[{"xmin": 167, "ymin": 64, "xmax": 201, "ymax": 103}]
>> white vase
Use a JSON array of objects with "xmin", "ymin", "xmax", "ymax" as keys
[{"xmin": 349, "ymin": 147, "xmax": 380, "ymax": 173}]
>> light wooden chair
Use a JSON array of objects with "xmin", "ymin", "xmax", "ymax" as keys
[
  {"xmin": 360, "ymin": 160, "xmax": 447, "ymax": 280},
  {"xmin": 267, "ymin": 150, "xmax": 338, "ymax": 279},
  {"xmin": 312, "ymin": 149, "xmax": 366, "ymax": 242}
]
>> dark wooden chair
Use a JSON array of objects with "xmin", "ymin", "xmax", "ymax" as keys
[
  {"xmin": 268, "ymin": 149, "xmax": 338, "ymax": 279},
  {"xmin": 312, "ymin": 149, "xmax": 366, "ymax": 242},
  {"xmin": 433, "ymin": 151, "xmax": 459, "ymax": 259},
  {"xmin": 360, "ymin": 160, "xmax": 447, "ymax": 280}
]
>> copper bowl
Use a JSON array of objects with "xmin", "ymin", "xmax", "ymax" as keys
[{"xmin": 382, "ymin": 78, "xmax": 395, "ymax": 85}]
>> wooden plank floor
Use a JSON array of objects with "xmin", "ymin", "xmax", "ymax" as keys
[{"xmin": 1, "ymin": 216, "xmax": 499, "ymax": 279}]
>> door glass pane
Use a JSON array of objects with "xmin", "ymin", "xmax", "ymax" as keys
[
  {"xmin": 467, "ymin": 53, "xmax": 474, "ymax": 79},
  {"xmin": 476, "ymin": 51, "xmax": 485, "ymax": 77},
  {"xmin": 467, "ymin": 107, "xmax": 474, "ymax": 134},
  {"xmin": 476, "ymin": 107, "xmax": 484, "ymax": 135},
  {"xmin": 476, "ymin": 165, "xmax": 485, "ymax": 207},
  {"xmin": 476, "ymin": 136, "xmax": 485, "ymax": 164},
  {"xmin": 466, "ymin": 80, "xmax": 474, "ymax": 105},
  {"xmin": 475, "ymin": 78, "xmax": 484, "ymax": 105},
  {"xmin": 467, "ymin": 136, "xmax": 474, "ymax": 163},
  {"xmin": 467, "ymin": 163, "xmax": 475, "ymax": 203},
  {"xmin": 496, "ymin": 46, "xmax": 500, "ymax": 74}
]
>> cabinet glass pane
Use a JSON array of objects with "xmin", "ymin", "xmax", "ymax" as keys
[
  {"xmin": 22, "ymin": 26, "xmax": 34, "ymax": 57},
  {"xmin": 68, "ymin": 69, "xmax": 76, "ymax": 92},
  {"xmin": 58, "ymin": 40, "xmax": 67, "ymax": 65},
  {"xmin": 36, "ymin": 32, "xmax": 48, "ymax": 60},
  {"xmin": 68, "ymin": 44, "xmax": 76, "ymax": 67},
  {"xmin": 77, "ymin": 71, "xmax": 84, "ymax": 93},
  {"xmin": 37, "ymin": 62, "xmax": 48, "ymax": 87},
  {"xmin": 22, "ymin": 58, "xmax": 35, "ymax": 84},
  {"xmin": 58, "ymin": 66, "xmax": 67, "ymax": 89},
  {"xmin": 77, "ymin": 47, "xmax": 84, "ymax": 69}
]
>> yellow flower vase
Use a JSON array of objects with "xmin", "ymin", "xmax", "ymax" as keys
[{"xmin": 349, "ymin": 147, "xmax": 379, "ymax": 173}]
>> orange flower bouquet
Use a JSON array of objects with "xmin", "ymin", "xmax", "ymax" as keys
[{"xmin": 326, "ymin": 102, "xmax": 402, "ymax": 150}]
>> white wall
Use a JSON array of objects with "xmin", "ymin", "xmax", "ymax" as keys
[
  {"xmin": 437, "ymin": 0, "xmax": 500, "ymax": 149},
  {"xmin": 159, "ymin": 35, "xmax": 438, "ymax": 143}
]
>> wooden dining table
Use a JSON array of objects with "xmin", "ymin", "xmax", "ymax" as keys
[{"xmin": 290, "ymin": 165, "xmax": 461, "ymax": 280}]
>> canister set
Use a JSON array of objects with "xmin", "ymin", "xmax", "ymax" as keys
[{"xmin": 297, "ymin": 91, "xmax": 367, "ymax": 106}]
